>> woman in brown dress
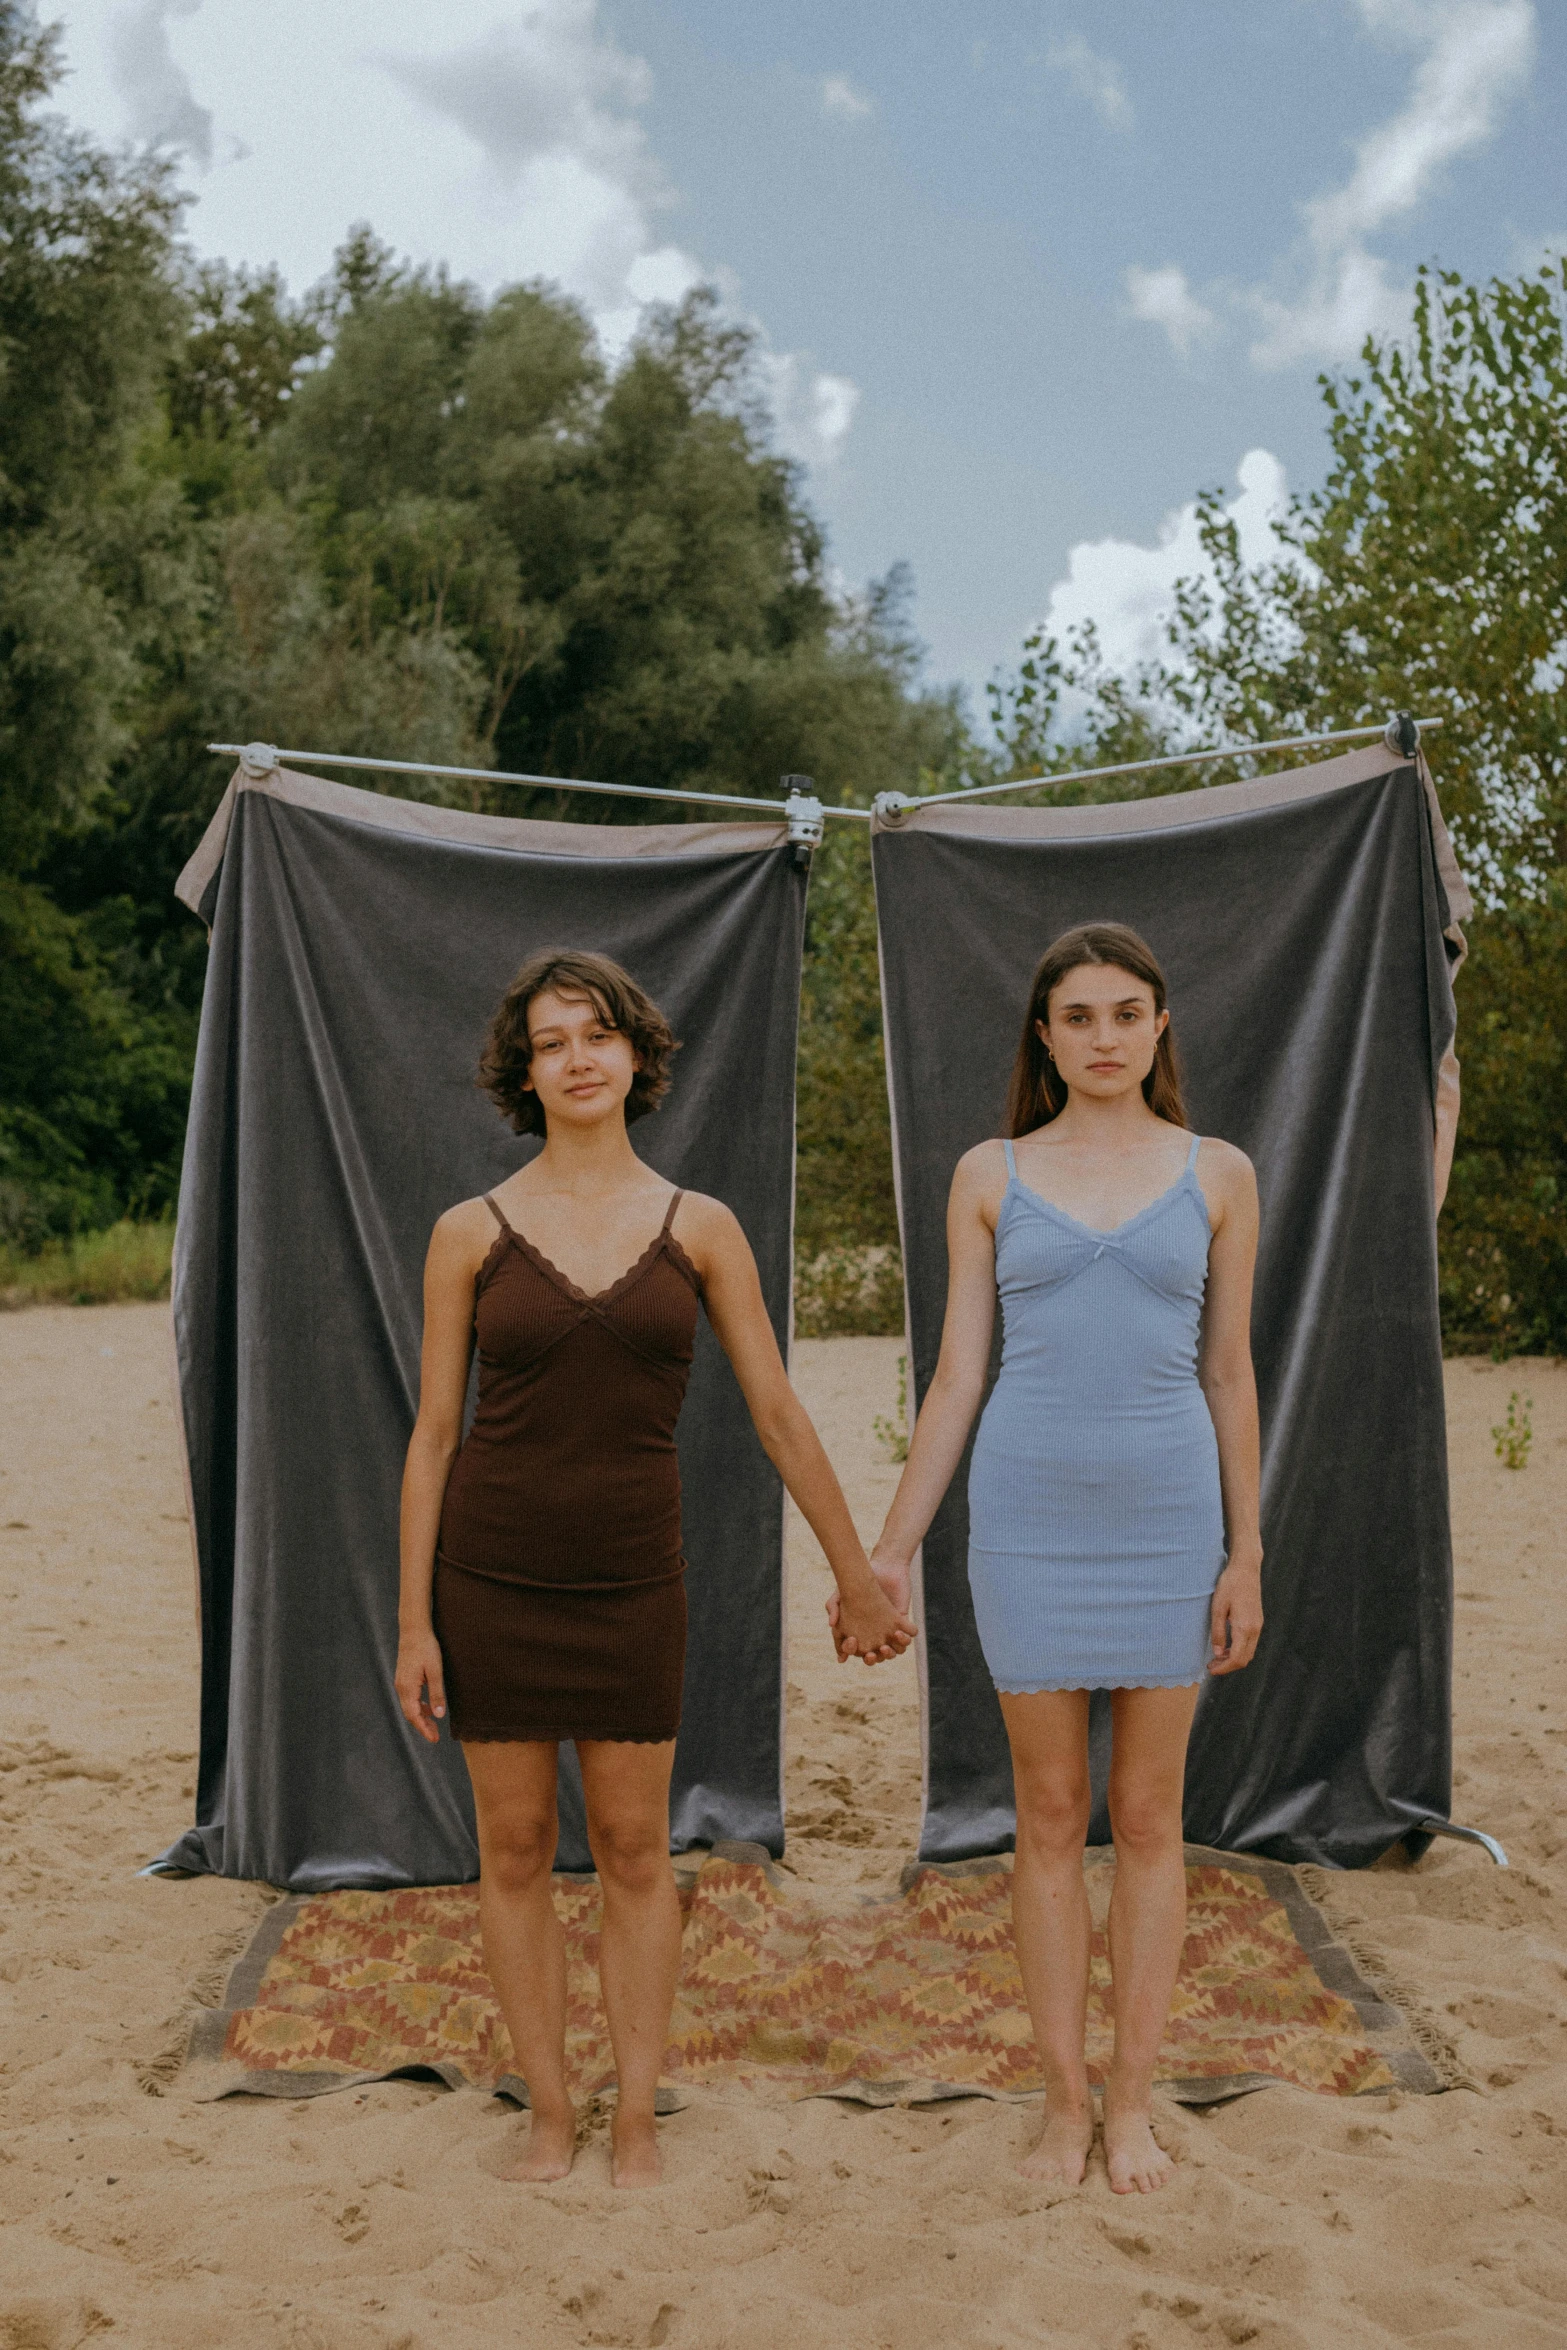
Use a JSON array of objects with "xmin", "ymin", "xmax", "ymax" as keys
[{"xmin": 394, "ymin": 949, "xmax": 913, "ymax": 2188}]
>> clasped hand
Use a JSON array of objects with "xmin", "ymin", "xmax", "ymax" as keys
[{"xmin": 825, "ymin": 1554, "xmax": 916, "ymax": 1668}]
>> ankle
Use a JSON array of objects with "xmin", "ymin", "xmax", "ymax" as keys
[
  {"xmin": 1039, "ymin": 2074, "xmax": 1094, "ymax": 2121},
  {"xmin": 1043, "ymin": 2104, "xmax": 1095, "ymax": 2135},
  {"xmin": 527, "ymin": 2094, "xmax": 575, "ymax": 2130}
]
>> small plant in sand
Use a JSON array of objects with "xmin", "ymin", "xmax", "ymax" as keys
[
  {"xmin": 873, "ymin": 1353, "xmax": 911, "ymax": 1463},
  {"xmin": 1490, "ymin": 1390, "xmax": 1533, "ymax": 1471}
]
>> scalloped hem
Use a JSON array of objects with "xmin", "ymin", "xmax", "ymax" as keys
[
  {"xmin": 993, "ymin": 1675, "xmax": 1205, "ymax": 1694},
  {"xmin": 453, "ymin": 1726, "xmax": 679, "ymax": 1746}
]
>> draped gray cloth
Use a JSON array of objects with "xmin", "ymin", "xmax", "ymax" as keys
[
  {"xmin": 153, "ymin": 764, "xmax": 805, "ymax": 1889},
  {"xmin": 870, "ymin": 744, "xmax": 1471, "ymax": 1868}
]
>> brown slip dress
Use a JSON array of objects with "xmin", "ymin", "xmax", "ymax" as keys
[{"xmin": 432, "ymin": 1186, "xmax": 702, "ymax": 1744}]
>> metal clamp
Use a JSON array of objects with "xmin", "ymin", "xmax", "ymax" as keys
[
  {"xmin": 872, "ymin": 790, "xmax": 912, "ymax": 823},
  {"xmin": 1384, "ymin": 711, "xmax": 1420, "ymax": 758},
  {"xmin": 239, "ymin": 741, "xmax": 280, "ymax": 779},
  {"xmin": 781, "ymin": 774, "xmax": 825, "ymax": 862}
]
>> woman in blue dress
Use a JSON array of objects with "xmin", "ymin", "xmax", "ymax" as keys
[{"xmin": 847, "ymin": 922, "xmax": 1262, "ymax": 2195}]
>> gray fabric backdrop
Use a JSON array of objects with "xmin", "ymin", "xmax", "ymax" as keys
[
  {"xmin": 871, "ymin": 745, "xmax": 1470, "ymax": 1869},
  {"xmin": 153, "ymin": 764, "xmax": 806, "ymax": 1889}
]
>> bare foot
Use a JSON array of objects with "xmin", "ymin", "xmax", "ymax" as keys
[
  {"xmin": 1019, "ymin": 2105, "xmax": 1095, "ymax": 2185},
  {"xmin": 610, "ymin": 2111, "xmax": 662, "ymax": 2189},
  {"xmin": 1103, "ymin": 2101, "xmax": 1173, "ymax": 2194},
  {"xmin": 497, "ymin": 2107, "xmax": 576, "ymax": 2183}
]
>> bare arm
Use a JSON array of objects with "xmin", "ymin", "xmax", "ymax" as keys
[
  {"xmin": 682, "ymin": 1196, "xmax": 916, "ymax": 1665},
  {"xmin": 394, "ymin": 1206, "xmax": 488, "ymax": 1742},
  {"xmin": 865, "ymin": 1147, "xmax": 1001, "ymax": 1610},
  {"xmin": 1196, "ymin": 1144, "xmax": 1264, "ymax": 1676}
]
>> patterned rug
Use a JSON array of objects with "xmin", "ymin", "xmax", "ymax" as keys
[{"xmin": 185, "ymin": 1841, "xmax": 1446, "ymax": 2107}]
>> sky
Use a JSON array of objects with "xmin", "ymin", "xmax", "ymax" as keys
[{"xmin": 41, "ymin": 0, "xmax": 1567, "ymax": 717}]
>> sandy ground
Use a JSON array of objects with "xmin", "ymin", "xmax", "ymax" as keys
[{"xmin": 0, "ymin": 1308, "xmax": 1564, "ymax": 2350}]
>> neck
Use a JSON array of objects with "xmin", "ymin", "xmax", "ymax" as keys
[
  {"xmin": 1047, "ymin": 1089, "xmax": 1164, "ymax": 1145},
  {"xmin": 533, "ymin": 1115, "xmax": 646, "ymax": 1193}
]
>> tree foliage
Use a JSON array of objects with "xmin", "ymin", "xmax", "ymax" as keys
[
  {"xmin": 0, "ymin": 8, "xmax": 196, "ymax": 1240},
  {"xmin": 987, "ymin": 261, "xmax": 1567, "ymax": 1351},
  {"xmin": 0, "ymin": 10, "xmax": 959, "ymax": 1249}
]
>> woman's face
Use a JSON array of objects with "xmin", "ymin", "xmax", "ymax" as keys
[
  {"xmin": 522, "ymin": 987, "xmax": 639, "ymax": 1130},
  {"xmin": 1039, "ymin": 963, "xmax": 1168, "ymax": 1103}
]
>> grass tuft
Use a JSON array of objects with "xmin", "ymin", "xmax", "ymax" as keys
[
  {"xmin": 794, "ymin": 1245, "xmax": 905, "ymax": 1339},
  {"xmin": 0, "ymin": 1219, "xmax": 175, "ymax": 1309},
  {"xmin": 1, "ymin": 1221, "xmax": 899, "ymax": 1330}
]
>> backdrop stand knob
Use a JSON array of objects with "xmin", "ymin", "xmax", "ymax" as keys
[
  {"xmin": 239, "ymin": 741, "xmax": 280, "ymax": 779},
  {"xmin": 782, "ymin": 774, "xmax": 824, "ymax": 866},
  {"xmin": 1384, "ymin": 711, "xmax": 1420, "ymax": 758}
]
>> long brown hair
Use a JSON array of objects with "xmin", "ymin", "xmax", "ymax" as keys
[
  {"xmin": 478, "ymin": 948, "xmax": 679, "ymax": 1137},
  {"xmin": 1004, "ymin": 921, "xmax": 1187, "ymax": 1136}
]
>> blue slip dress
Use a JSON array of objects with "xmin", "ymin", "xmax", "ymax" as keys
[{"xmin": 967, "ymin": 1131, "xmax": 1225, "ymax": 1693}]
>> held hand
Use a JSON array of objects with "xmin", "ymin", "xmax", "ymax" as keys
[
  {"xmin": 826, "ymin": 1557, "xmax": 916, "ymax": 1666},
  {"xmin": 1208, "ymin": 1553, "xmax": 1264, "ymax": 1676},
  {"xmin": 868, "ymin": 1550, "xmax": 912, "ymax": 1619},
  {"xmin": 836, "ymin": 1574, "xmax": 916, "ymax": 1666},
  {"xmin": 395, "ymin": 1625, "xmax": 449, "ymax": 1742}
]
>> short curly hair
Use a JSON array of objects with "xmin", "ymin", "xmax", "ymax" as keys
[{"xmin": 478, "ymin": 948, "xmax": 679, "ymax": 1137}]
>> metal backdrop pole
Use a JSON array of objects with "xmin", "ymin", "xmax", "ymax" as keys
[
  {"xmin": 209, "ymin": 711, "xmax": 1441, "ymax": 829},
  {"xmin": 872, "ymin": 712, "xmax": 1443, "ymax": 817},
  {"xmin": 208, "ymin": 741, "xmax": 860, "ymax": 830}
]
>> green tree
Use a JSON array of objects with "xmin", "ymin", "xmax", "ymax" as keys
[
  {"xmin": 0, "ymin": 5, "xmax": 200, "ymax": 1238},
  {"xmin": 991, "ymin": 261, "xmax": 1567, "ymax": 1350},
  {"xmin": 257, "ymin": 264, "xmax": 970, "ymax": 1280},
  {"xmin": 0, "ymin": 14, "xmax": 971, "ymax": 1261},
  {"xmin": 0, "ymin": 8, "xmax": 182, "ymax": 872}
]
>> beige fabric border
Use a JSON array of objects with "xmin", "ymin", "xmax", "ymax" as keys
[
  {"xmin": 176, "ymin": 762, "xmax": 791, "ymax": 917},
  {"xmin": 871, "ymin": 739, "xmax": 1473, "ymax": 928}
]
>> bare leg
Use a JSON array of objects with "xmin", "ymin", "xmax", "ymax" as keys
[
  {"xmin": 998, "ymin": 1690, "xmax": 1096, "ymax": 2184},
  {"xmin": 463, "ymin": 1740, "xmax": 576, "ymax": 2181},
  {"xmin": 1102, "ymin": 1683, "xmax": 1201, "ymax": 2194},
  {"xmin": 578, "ymin": 1738, "xmax": 681, "ymax": 2188}
]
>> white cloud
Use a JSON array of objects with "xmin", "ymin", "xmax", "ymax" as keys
[
  {"xmin": 374, "ymin": 3, "xmax": 858, "ymax": 456},
  {"xmin": 821, "ymin": 73, "xmax": 873, "ymax": 121},
  {"xmin": 1042, "ymin": 449, "xmax": 1294, "ymax": 679},
  {"xmin": 1123, "ymin": 264, "xmax": 1216, "ymax": 358},
  {"xmin": 108, "ymin": 0, "xmax": 213, "ymax": 167},
  {"xmin": 381, "ymin": 6, "xmax": 650, "ymax": 180},
  {"xmin": 376, "ymin": 2, "xmax": 697, "ymax": 345},
  {"xmin": 1249, "ymin": 0, "xmax": 1534, "ymax": 367},
  {"xmin": 1511, "ymin": 228, "xmax": 1567, "ymax": 273},
  {"xmin": 1043, "ymin": 33, "xmax": 1130, "ymax": 130},
  {"xmin": 761, "ymin": 355, "xmax": 859, "ymax": 467}
]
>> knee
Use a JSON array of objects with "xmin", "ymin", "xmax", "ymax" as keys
[
  {"xmin": 480, "ymin": 1812, "xmax": 557, "ymax": 1893},
  {"xmin": 588, "ymin": 1810, "xmax": 668, "ymax": 1894},
  {"xmin": 1107, "ymin": 1779, "xmax": 1184, "ymax": 1859},
  {"xmin": 1015, "ymin": 1774, "xmax": 1092, "ymax": 1859}
]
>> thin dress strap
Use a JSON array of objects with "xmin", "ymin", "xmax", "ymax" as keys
[
  {"xmin": 661, "ymin": 1188, "xmax": 684, "ymax": 1234},
  {"xmin": 1002, "ymin": 1138, "xmax": 1017, "ymax": 1181},
  {"xmin": 1184, "ymin": 1133, "xmax": 1202, "ymax": 1173},
  {"xmin": 483, "ymin": 1192, "xmax": 513, "ymax": 1233}
]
